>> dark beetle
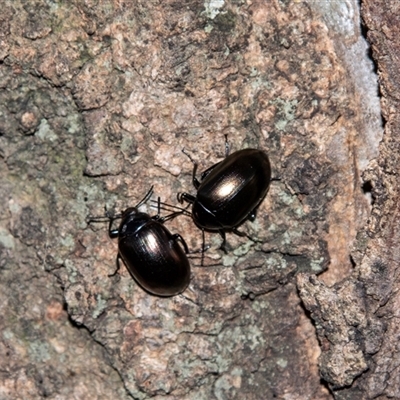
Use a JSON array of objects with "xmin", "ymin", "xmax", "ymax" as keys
[
  {"xmin": 178, "ymin": 147, "xmax": 271, "ymax": 250},
  {"xmin": 108, "ymin": 188, "xmax": 190, "ymax": 297}
]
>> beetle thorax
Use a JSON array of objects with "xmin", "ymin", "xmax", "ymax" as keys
[
  {"xmin": 192, "ymin": 201, "xmax": 222, "ymax": 230},
  {"xmin": 120, "ymin": 209, "xmax": 152, "ymax": 236}
]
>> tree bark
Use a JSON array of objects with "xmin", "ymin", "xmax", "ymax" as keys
[
  {"xmin": 298, "ymin": 1, "xmax": 400, "ymax": 399},
  {"xmin": 0, "ymin": 1, "xmax": 386, "ymax": 399}
]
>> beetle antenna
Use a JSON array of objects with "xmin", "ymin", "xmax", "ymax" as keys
[
  {"xmin": 150, "ymin": 199, "xmax": 191, "ymax": 217},
  {"xmin": 156, "ymin": 196, "xmax": 161, "ymax": 216},
  {"xmin": 136, "ymin": 186, "xmax": 154, "ymax": 208},
  {"xmin": 160, "ymin": 211, "xmax": 188, "ymax": 223},
  {"xmin": 86, "ymin": 215, "xmax": 109, "ymax": 223},
  {"xmin": 86, "ymin": 206, "xmax": 122, "ymax": 224}
]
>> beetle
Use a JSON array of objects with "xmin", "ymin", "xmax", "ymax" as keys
[
  {"xmin": 106, "ymin": 187, "xmax": 191, "ymax": 297},
  {"xmin": 178, "ymin": 143, "xmax": 271, "ymax": 251}
]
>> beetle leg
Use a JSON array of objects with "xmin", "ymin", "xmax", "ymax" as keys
[
  {"xmin": 192, "ymin": 163, "xmax": 201, "ymax": 189},
  {"xmin": 219, "ymin": 230, "xmax": 228, "ymax": 253},
  {"xmin": 109, "ymin": 227, "xmax": 119, "ymax": 238},
  {"xmin": 182, "ymin": 148, "xmax": 201, "ymax": 188},
  {"xmin": 108, "ymin": 254, "xmax": 122, "ymax": 277},
  {"xmin": 232, "ymin": 227, "xmax": 247, "ymax": 237},
  {"xmin": 195, "ymin": 134, "xmax": 229, "ymax": 182},
  {"xmin": 232, "ymin": 227, "xmax": 255, "ymax": 244},
  {"xmin": 224, "ymin": 134, "xmax": 230, "ymax": 157},
  {"xmin": 172, "ymin": 233, "xmax": 190, "ymax": 254},
  {"xmin": 108, "ymin": 212, "xmax": 122, "ymax": 238},
  {"xmin": 201, "ymin": 228, "xmax": 206, "ymax": 266}
]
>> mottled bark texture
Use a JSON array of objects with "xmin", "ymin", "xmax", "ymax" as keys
[
  {"xmin": 298, "ymin": 1, "xmax": 400, "ymax": 399},
  {"xmin": 0, "ymin": 1, "xmax": 381, "ymax": 399}
]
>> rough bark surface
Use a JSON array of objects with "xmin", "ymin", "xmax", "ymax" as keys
[
  {"xmin": 0, "ymin": 1, "xmax": 381, "ymax": 399},
  {"xmin": 297, "ymin": 1, "xmax": 400, "ymax": 399}
]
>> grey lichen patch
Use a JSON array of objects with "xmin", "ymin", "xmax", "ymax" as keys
[
  {"xmin": 64, "ymin": 259, "xmax": 79, "ymax": 281},
  {"xmin": 310, "ymin": 257, "xmax": 327, "ymax": 272},
  {"xmin": 0, "ymin": 227, "xmax": 15, "ymax": 249},
  {"xmin": 271, "ymin": 98, "xmax": 298, "ymax": 131},
  {"xmin": 232, "ymin": 239, "xmax": 254, "ymax": 257},
  {"xmin": 58, "ymin": 234, "xmax": 75, "ymax": 253},
  {"xmin": 29, "ymin": 340, "xmax": 52, "ymax": 363},
  {"xmin": 276, "ymin": 357, "xmax": 288, "ymax": 369},
  {"xmin": 92, "ymin": 294, "xmax": 108, "ymax": 319},
  {"xmin": 203, "ymin": 0, "xmax": 225, "ymax": 20}
]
